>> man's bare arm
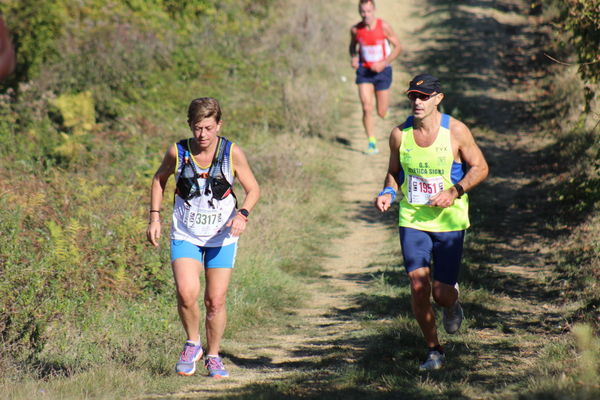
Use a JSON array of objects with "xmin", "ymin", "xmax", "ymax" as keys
[
  {"xmin": 375, "ymin": 125, "xmax": 404, "ymax": 212},
  {"xmin": 381, "ymin": 20, "xmax": 402, "ymax": 66},
  {"xmin": 429, "ymin": 119, "xmax": 488, "ymax": 208},
  {"xmin": 349, "ymin": 27, "xmax": 359, "ymax": 69},
  {"xmin": 453, "ymin": 119, "xmax": 489, "ymax": 193}
]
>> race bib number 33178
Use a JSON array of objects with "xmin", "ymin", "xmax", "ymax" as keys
[{"xmin": 184, "ymin": 208, "xmax": 223, "ymax": 236}]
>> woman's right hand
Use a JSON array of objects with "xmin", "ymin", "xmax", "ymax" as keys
[{"xmin": 147, "ymin": 221, "xmax": 161, "ymax": 247}]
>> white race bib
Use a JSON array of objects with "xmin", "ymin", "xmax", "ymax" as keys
[
  {"xmin": 360, "ymin": 44, "xmax": 384, "ymax": 62},
  {"xmin": 408, "ymin": 175, "xmax": 444, "ymax": 205},
  {"xmin": 183, "ymin": 205, "xmax": 225, "ymax": 236}
]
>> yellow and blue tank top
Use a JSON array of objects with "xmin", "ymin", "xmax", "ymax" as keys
[{"xmin": 398, "ymin": 114, "xmax": 470, "ymax": 232}]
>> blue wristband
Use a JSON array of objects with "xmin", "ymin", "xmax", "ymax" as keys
[{"xmin": 378, "ymin": 186, "xmax": 397, "ymax": 203}]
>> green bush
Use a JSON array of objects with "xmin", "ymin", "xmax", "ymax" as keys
[
  {"xmin": 1, "ymin": 0, "xmax": 65, "ymax": 83},
  {"xmin": 0, "ymin": 0, "xmax": 344, "ymax": 385}
]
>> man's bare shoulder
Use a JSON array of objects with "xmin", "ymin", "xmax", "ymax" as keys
[
  {"xmin": 449, "ymin": 116, "xmax": 472, "ymax": 138},
  {"xmin": 389, "ymin": 124, "xmax": 405, "ymax": 146},
  {"xmin": 352, "ymin": 20, "xmax": 368, "ymax": 32},
  {"xmin": 393, "ymin": 122, "xmax": 406, "ymax": 133}
]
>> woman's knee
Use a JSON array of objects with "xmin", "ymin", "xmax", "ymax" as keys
[
  {"xmin": 177, "ymin": 289, "xmax": 199, "ymax": 308},
  {"xmin": 204, "ymin": 295, "xmax": 226, "ymax": 315}
]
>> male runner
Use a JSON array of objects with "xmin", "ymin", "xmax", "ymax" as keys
[
  {"xmin": 374, "ymin": 74, "xmax": 489, "ymax": 370},
  {"xmin": 349, "ymin": 0, "xmax": 401, "ymax": 154}
]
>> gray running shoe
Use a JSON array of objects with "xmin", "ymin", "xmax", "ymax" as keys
[
  {"xmin": 176, "ymin": 341, "xmax": 203, "ymax": 376},
  {"xmin": 419, "ymin": 350, "xmax": 445, "ymax": 371},
  {"xmin": 443, "ymin": 301, "xmax": 464, "ymax": 334},
  {"xmin": 205, "ymin": 356, "xmax": 229, "ymax": 378},
  {"xmin": 443, "ymin": 283, "xmax": 464, "ymax": 334}
]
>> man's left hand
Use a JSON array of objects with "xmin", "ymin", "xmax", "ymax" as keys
[{"xmin": 429, "ymin": 188, "xmax": 458, "ymax": 208}]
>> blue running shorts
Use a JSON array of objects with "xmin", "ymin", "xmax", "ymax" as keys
[
  {"xmin": 355, "ymin": 65, "xmax": 392, "ymax": 91},
  {"xmin": 399, "ymin": 227, "xmax": 465, "ymax": 285},
  {"xmin": 171, "ymin": 240, "xmax": 238, "ymax": 268}
]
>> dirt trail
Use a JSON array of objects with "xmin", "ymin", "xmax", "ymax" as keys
[
  {"xmin": 141, "ymin": 2, "xmax": 419, "ymax": 398},
  {"xmin": 144, "ymin": 1, "xmax": 567, "ymax": 398}
]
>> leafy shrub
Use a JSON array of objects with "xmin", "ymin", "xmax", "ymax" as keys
[
  {"xmin": 1, "ymin": 0, "xmax": 65, "ymax": 83},
  {"xmin": 0, "ymin": 0, "xmax": 344, "ymax": 382}
]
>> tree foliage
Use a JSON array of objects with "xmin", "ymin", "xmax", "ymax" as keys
[
  {"xmin": 551, "ymin": 0, "xmax": 600, "ymax": 83},
  {"xmin": 1, "ymin": 0, "xmax": 66, "ymax": 82},
  {"xmin": 0, "ymin": 0, "xmax": 343, "ymax": 371}
]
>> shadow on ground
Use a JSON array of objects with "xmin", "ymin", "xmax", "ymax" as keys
[
  {"xmin": 162, "ymin": 1, "xmax": 592, "ymax": 399},
  {"xmin": 402, "ymin": 0, "xmax": 550, "ymax": 134}
]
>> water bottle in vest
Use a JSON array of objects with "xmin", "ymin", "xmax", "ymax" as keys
[{"xmin": 179, "ymin": 154, "xmax": 199, "ymax": 199}]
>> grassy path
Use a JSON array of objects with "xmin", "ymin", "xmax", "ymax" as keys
[
  {"xmin": 144, "ymin": 1, "xmax": 588, "ymax": 399},
  {"xmin": 143, "ymin": 6, "xmax": 397, "ymax": 397},
  {"xmin": 142, "ymin": 1, "xmax": 406, "ymax": 397}
]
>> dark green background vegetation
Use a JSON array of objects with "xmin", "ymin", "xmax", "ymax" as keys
[
  {"xmin": 0, "ymin": 0, "xmax": 345, "ymax": 383},
  {"xmin": 0, "ymin": 0, "xmax": 597, "ymax": 397}
]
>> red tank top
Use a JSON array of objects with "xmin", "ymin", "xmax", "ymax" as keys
[{"xmin": 355, "ymin": 19, "xmax": 391, "ymax": 69}]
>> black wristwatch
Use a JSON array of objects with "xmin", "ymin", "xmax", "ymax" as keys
[
  {"xmin": 238, "ymin": 208, "xmax": 250, "ymax": 218},
  {"xmin": 453, "ymin": 183, "xmax": 465, "ymax": 198}
]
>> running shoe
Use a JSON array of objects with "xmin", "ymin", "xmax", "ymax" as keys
[
  {"xmin": 175, "ymin": 341, "xmax": 203, "ymax": 376},
  {"xmin": 205, "ymin": 356, "xmax": 229, "ymax": 378},
  {"xmin": 419, "ymin": 349, "xmax": 445, "ymax": 371},
  {"xmin": 366, "ymin": 142, "xmax": 379, "ymax": 155},
  {"xmin": 442, "ymin": 283, "xmax": 464, "ymax": 334}
]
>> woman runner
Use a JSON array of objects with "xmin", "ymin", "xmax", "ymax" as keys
[{"xmin": 147, "ymin": 97, "xmax": 260, "ymax": 378}]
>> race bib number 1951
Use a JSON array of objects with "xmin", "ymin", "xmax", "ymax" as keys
[{"xmin": 408, "ymin": 175, "xmax": 444, "ymax": 205}]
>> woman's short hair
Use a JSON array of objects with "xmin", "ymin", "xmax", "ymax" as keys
[{"xmin": 187, "ymin": 97, "xmax": 222, "ymax": 127}]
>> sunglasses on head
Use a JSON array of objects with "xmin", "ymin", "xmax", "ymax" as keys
[{"xmin": 407, "ymin": 92, "xmax": 437, "ymax": 101}]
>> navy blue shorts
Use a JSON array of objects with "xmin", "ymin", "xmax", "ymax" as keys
[
  {"xmin": 355, "ymin": 65, "xmax": 392, "ymax": 91},
  {"xmin": 399, "ymin": 227, "xmax": 465, "ymax": 285}
]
